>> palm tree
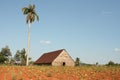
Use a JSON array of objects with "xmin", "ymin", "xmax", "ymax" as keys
[{"xmin": 22, "ymin": 4, "xmax": 39, "ymax": 66}]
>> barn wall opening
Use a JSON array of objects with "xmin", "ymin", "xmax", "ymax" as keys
[{"xmin": 63, "ymin": 62, "xmax": 66, "ymax": 66}]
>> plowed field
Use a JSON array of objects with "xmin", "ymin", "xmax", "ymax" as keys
[{"xmin": 0, "ymin": 66, "xmax": 120, "ymax": 80}]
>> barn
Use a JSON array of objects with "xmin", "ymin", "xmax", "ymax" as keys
[{"xmin": 34, "ymin": 49, "xmax": 75, "ymax": 66}]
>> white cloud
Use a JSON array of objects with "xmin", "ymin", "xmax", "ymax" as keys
[
  {"xmin": 114, "ymin": 48, "xmax": 120, "ymax": 53},
  {"xmin": 40, "ymin": 40, "xmax": 51, "ymax": 44}
]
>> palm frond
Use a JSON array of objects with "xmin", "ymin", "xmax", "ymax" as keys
[
  {"xmin": 22, "ymin": 4, "xmax": 39, "ymax": 24},
  {"xmin": 22, "ymin": 7, "xmax": 29, "ymax": 15},
  {"xmin": 35, "ymin": 13, "xmax": 39, "ymax": 21},
  {"xmin": 29, "ymin": 4, "xmax": 35, "ymax": 10}
]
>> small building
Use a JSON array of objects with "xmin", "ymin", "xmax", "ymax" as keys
[
  {"xmin": 14, "ymin": 61, "xmax": 21, "ymax": 65},
  {"xmin": 34, "ymin": 49, "xmax": 75, "ymax": 66}
]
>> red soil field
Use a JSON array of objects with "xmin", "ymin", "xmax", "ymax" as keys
[{"xmin": 0, "ymin": 66, "xmax": 120, "ymax": 80}]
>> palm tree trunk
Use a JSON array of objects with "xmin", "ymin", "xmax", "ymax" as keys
[{"xmin": 26, "ymin": 21, "xmax": 31, "ymax": 66}]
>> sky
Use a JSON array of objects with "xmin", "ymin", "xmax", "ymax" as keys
[{"xmin": 0, "ymin": 0, "xmax": 120, "ymax": 64}]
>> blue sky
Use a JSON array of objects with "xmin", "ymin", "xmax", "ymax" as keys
[{"xmin": 0, "ymin": 0, "xmax": 120, "ymax": 64}]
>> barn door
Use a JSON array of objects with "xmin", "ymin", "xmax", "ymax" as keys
[{"xmin": 63, "ymin": 62, "xmax": 66, "ymax": 66}]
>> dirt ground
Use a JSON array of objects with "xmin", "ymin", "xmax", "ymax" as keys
[{"xmin": 0, "ymin": 66, "xmax": 120, "ymax": 80}]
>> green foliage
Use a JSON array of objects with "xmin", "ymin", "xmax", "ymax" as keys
[
  {"xmin": 75, "ymin": 57, "xmax": 80, "ymax": 66},
  {"xmin": 22, "ymin": 4, "xmax": 39, "ymax": 24},
  {"xmin": 1, "ymin": 46, "xmax": 12, "ymax": 57},
  {"xmin": 108, "ymin": 61, "xmax": 115, "ymax": 65},
  {"xmin": 14, "ymin": 50, "xmax": 21, "ymax": 61},
  {"xmin": 0, "ymin": 46, "xmax": 12, "ymax": 64},
  {"xmin": 14, "ymin": 48, "xmax": 27, "ymax": 65},
  {"xmin": 0, "ymin": 54, "xmax": 7, "ymax": 63},
  {"xmin": 106, "ymin": 61, "xmax": 120, "ymax": 66},
  {"xmin": 96, "ymin": 62, "xmax": 99, "ymax": 65},
  {"xmin": 21, "ymin": 48, "xmax": 27, "ymax": 65}
]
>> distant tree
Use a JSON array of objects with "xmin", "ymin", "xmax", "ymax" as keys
[
  {"xmin": 108, "ymin": 61, "xmax": 115, "ymax": 65},
  {"xmin": 14, "ymin": 48, "xmax": 27, "ymax": 65},
  {"xmin": 1, "ymin": 46, "xmax": 12, "ymax": 57},
  {"xmin": 106, "ymin": 61, "xmax": 115, "ymax": 66},
  {"xmin": 75, "ymin": 57, "xmax": 80, "ymax": 66},
  {"xmin": 20, "ymin": 48, "xmax": 27, "ymax": 65},
  {"xmin": 14, "ymin": 50, "xmax": 21, "ymax": 61},
  {"xmin": 96, "ymin": 62, "xmax": 99, "ymax": 65},
  {"xmin": 0, "ymin": 46, "xmax": 12, "ymax": 63},
  {"xmin": 0, "ymin": 54, "xmax": 7, "ymax": 63}
]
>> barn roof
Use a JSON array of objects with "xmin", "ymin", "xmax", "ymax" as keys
[{"xmin": 34, "ymin": 49, "xmax": 65, "ymax": 64}]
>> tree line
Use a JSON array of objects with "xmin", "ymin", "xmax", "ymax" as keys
[
  {"xmin": 0, "ymin": 46, "xmax": 119, "ymax": 66},
  {"xmin": 74, "ymin": 57, "xmax": 120, "ymax": 66},
  {"xmin": 0, "ymin": 45, "xmax": 28, "ymax": 65}
]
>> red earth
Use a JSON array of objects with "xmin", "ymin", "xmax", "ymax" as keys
[{"xmin": 0, "ymin": 66, "xmax": 120, "ymax": 80}]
